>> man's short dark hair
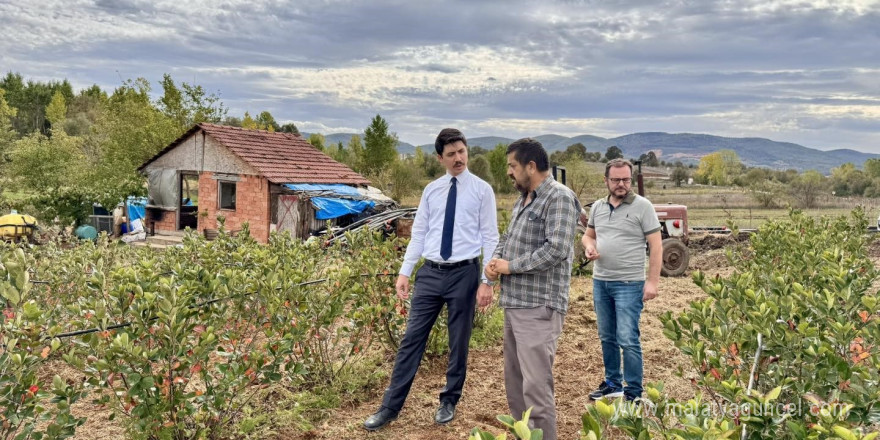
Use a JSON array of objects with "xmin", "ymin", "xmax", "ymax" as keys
[
  {"xmin": 506, "ymin": 138, "xmax": 549, "ymax": 172},
  {"xmin": 435, "ymin": 128, "xmax": 467, "ymax": 155},
  {"xmin": 605, "ymin": 158, "xmax": 633, "ymax": 177}
]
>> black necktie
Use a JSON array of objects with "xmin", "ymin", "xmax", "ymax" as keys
[{"xmin": 440, "ymin": 177, "xmax": 457, "ymax": 260}]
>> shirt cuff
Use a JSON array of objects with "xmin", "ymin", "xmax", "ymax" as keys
[{"xmin": 398, "ymin": 262, "xmax": 415, "ymax": 278}]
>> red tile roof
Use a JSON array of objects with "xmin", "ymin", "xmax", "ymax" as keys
[{"xmin": 139, "ymin": 123, "xmax": 370, "ymax": 185}]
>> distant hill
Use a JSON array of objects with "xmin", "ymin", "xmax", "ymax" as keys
[
  {"xmin": 463, "ymin": 136, "xmax": 515, "ymax": 150},
  {"xmin": 608, "ymin": 133, "xmax": 878, "ymax": 173},
  {"xmin": 310, "ymin": 131, "xmax": 877, "ymax": 173}
]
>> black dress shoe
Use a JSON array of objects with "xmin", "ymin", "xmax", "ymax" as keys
[
  {"xmin": 435, "ymin": 401, "xmax": 456, "ymax": 424},
  {"xmin": 363, "ymin": 408, "xmax": 399, "ymax": 431}
]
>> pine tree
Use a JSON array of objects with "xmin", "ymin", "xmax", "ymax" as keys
[{"xmin": 362, "ymin": 114, "xmax": 398, "ymax": 175}]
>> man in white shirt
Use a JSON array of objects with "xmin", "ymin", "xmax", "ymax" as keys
[{"xmin": 364, "ymin": 128, "xmax": 499, "ymax": 431}]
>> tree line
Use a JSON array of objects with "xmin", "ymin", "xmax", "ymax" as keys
[
  {"xmin": 2, "ymin": 71, "xmax": 875, "ymax": 225},
  {"xmin": 689, "ymin": 149, "xmax": 880, "ymax": 208},
  {"xmin": 0, "ymin": 73, "xmax": 406, "ymax": 224}
]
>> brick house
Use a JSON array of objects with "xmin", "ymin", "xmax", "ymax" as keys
[{"xmin": 137, "ymin": 123, "xmax": 370, "ymax": 243}]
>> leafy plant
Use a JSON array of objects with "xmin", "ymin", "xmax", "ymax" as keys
[
  {"xmin": 660, "ymin": 209, "xmax": 880, "ymax": 438},
  {"xmin": 470, "ymin": 407, "xmax": 543, "ymax": 440},
  {"xmin": 1, "ymin": 247, "xmax": 86, "ymax": 440}
]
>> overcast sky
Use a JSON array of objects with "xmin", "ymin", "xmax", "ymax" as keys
[{"xmin": 1, "ymin": 0, "xmax": 878, "ymax": 151}]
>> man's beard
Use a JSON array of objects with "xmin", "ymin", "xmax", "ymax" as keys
[
  {"xmin": 608, "ymin": 186, "xmax": 628, "ymax": 200},
  {"xmin": 513, "ymin": 178, "xmax": 529, "ymax": 195}
]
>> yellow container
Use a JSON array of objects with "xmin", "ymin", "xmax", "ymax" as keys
[{"xmin": 0, "ymin": 213, "xmax": 38, "ymax": 240}]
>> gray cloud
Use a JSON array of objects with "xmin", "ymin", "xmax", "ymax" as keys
[{"xmin": 0, "ymin": 0, "xmax": 879, "ymax": 150}]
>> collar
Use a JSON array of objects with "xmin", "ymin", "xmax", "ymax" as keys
[
  {"xmin": 606, "ymin": 191, "xmax": 636, "ymax": 204},
  {"xmin": 445, "ymin": 169, "xmax": 471, "ymax": 184},
  {"xmin": 529, "ymin": 175, "xmax": 555, "ymax": 199}
]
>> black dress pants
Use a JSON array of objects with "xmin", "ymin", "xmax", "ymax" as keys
[{"xmin": 380, "ymin": 260, "xmax": 479, "ymax": 412}]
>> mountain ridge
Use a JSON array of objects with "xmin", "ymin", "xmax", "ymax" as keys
[{"xmin": 303, "ymin": 131, "xmax": 877, "ymax": 173}]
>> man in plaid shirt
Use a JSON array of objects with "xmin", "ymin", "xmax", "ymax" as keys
[{"xmin": 486, "ymin": 138, "xmax": 581, "ymax": 440}]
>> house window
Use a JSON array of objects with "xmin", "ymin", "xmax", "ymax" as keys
[{"xmin": 219, "ymin": 181, "xmax": 236, "ymax": 210}]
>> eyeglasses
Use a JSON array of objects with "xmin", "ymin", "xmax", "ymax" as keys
[{"xmin": 608, "ymin": 177, "xmax": 632, "ymax": 185}]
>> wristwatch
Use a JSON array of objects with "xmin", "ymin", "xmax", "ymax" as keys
[{"xmin": 482, "ymin": 280, "xmax": 496, "ymax": 287}]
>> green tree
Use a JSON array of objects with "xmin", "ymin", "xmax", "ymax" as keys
[
  {"xmin": 159, "ymin": 74, "xmax": 227, "ymax": 132},
  {"xmin": 307, "ymin": 133, "xmax": 325, "ymax": 151},
  {"xmin": 604, "ymin": 145, "xmax": 623, "ymax": 161},
  {"xmin": 416, "ymin": 145, "xmax": 444, "ymax": 178},
  {"xmin": 279, "ymin": 122, "xmax": 299, "ymax": 135},
  {"xmin": 863, "ymin": 179, "xmax": 880, "ymax": 198},
  {"xmin": 733, "ymin": 167, "xmax": 771, "ymax": 187},
  {"xmin": 6, "ymin": 131, "xmax": 90, "ymax": 223},
  {"xmin": 0, "ymin": 89, "xmax": 17, "ymax": 167},
  {"xmin": 328, "ymin": 141, "xmax": 350, "ymax": 164},
  {"xmin": 789, "ymin": 170, "xmax": 826, "ymax": 208},
  {"xmin": 487, "ymin": 143, "xmax": 511, "ymax": 193},
  {"xmin": 347, "ymin": 134, "xmax": 364, "ymax": 171},
  {"xmin": 85, "ymin": 78, "xmax": 178, "ymax": 208},
  {"xmin": 241, "ymin": 111, "xmax": 257, "ymax": 129},
  {"xmin": 469, "ymin": 155, "xmax": 493, "ymax": 184},
  {"xmin": 45, "ymin": 90, "xmax": 67, "ymax": 132},
  {"xmin": 221, "ymin": 116, "xmax": 242, "ymax": 127},
  {"xmin": 389, "ymin": 160, "xmax": 422, "ymax": 201},
  {"xmin": 64, "ymin": 85, "xmax": 107, "ymax": 136},
  {"xmin": 864, "ymin": 158, "xmax": 880, "ymax": 179},
  {"xmin": 413, "ymin": 146, "xmax": 426, "ymax": 170},
  {"xmin": 469, "ymin": 146, "xmax": 488, "ymax": 156},
  {"xmin": 158, "ymin": 74, "xmax": 187, "ymax": 130},
  {"xmin": 565, "ymin": 142, "xmax": 587, "ymax": 160},
  {"xmin": 670, "ymin": 166, "xmax": 689, "ymax": 187},
  {"xmin": 638, "ymin": 150, "xmax": 659, "ymax": 167},
  {"xmin": 0, "ymin": 73, "xmax": 74, "ymax": 135},
  {"xmin": 830, "ymin": 162, "xmax": 870, "ymax": 196},
  {"xmin": 362, "ymin": 114, "xmax": 398, "ymax": 175},
  {"xmin": 256, "ymin": 111, "xmax": 279, "ymax": 132},
  {"xmin": 179, "ymin": 80, "xmax": 226, "ymax": 125},
  {"xmin": 749, "ymin": 180, "xmax": 786, "ymax": 208},
  {"xmin": 561, "ymin": 156, "xmax": 604, "ymax": 200},
  {"xmin": 694, "ymin": 149, "xmax": 740, "ymax": 186}
]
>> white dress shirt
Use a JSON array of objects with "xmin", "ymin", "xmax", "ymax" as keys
[{"xmin": 399, "ymin": 169, "xmax": 499, "ymax": 282}]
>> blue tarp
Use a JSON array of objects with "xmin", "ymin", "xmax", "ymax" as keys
[
  {"xmin": 282, "ymin": 183, "xmax": 362, "ymax": 198},
  {"xmin": 126, "ymin": 196, "xmax": 148, "ymax": 221},
  {"xmin": 311, "ymin": 197, "xmax": 375, "ymax": 220}
]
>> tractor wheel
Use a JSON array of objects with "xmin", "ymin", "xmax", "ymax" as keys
[{"xmin": 661, "ymin": 238, "xmax": 689, "ymax": 277}]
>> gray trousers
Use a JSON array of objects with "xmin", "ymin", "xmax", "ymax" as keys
[{"xmin": 503, "ymin": 307, "xmax": 565, "ymax": 440}]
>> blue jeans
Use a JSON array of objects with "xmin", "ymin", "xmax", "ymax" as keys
[{"xmin": 593, "ymin": 279, "xmax": 644, "ymax": 399}]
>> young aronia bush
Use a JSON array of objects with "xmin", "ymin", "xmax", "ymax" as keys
[
  {"xmin": 2, "ymin": 246, "xmax": 86, "ymax": 440},
  {"xmin": 0, "ymin": 225, "xmax": 428, "ymax": 439},
  {"xmin": 479, "ymin": 209, "xmax": 878, "ymax": 440}
]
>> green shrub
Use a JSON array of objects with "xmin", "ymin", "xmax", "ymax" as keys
[
  {"xmin": 1, "ymin": 247, "xmax": 86, "ymax": 439},
  {"xmin": 658, "ymin": 208, "xmax": 880, "ymax": 437}
]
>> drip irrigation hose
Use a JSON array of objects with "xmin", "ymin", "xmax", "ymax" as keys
[{"xmin": 24, "ymin": 272, "xmax": 396, "ymax": 342}]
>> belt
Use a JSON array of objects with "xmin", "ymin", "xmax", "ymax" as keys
[{"xmin": 425, "ymin": 257, "xmax": 479, "ymax": 270}]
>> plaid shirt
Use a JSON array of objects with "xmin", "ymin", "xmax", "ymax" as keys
[{"xmin": 494, "ymin": 176, "xmax": 581, "ymax": 314}]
